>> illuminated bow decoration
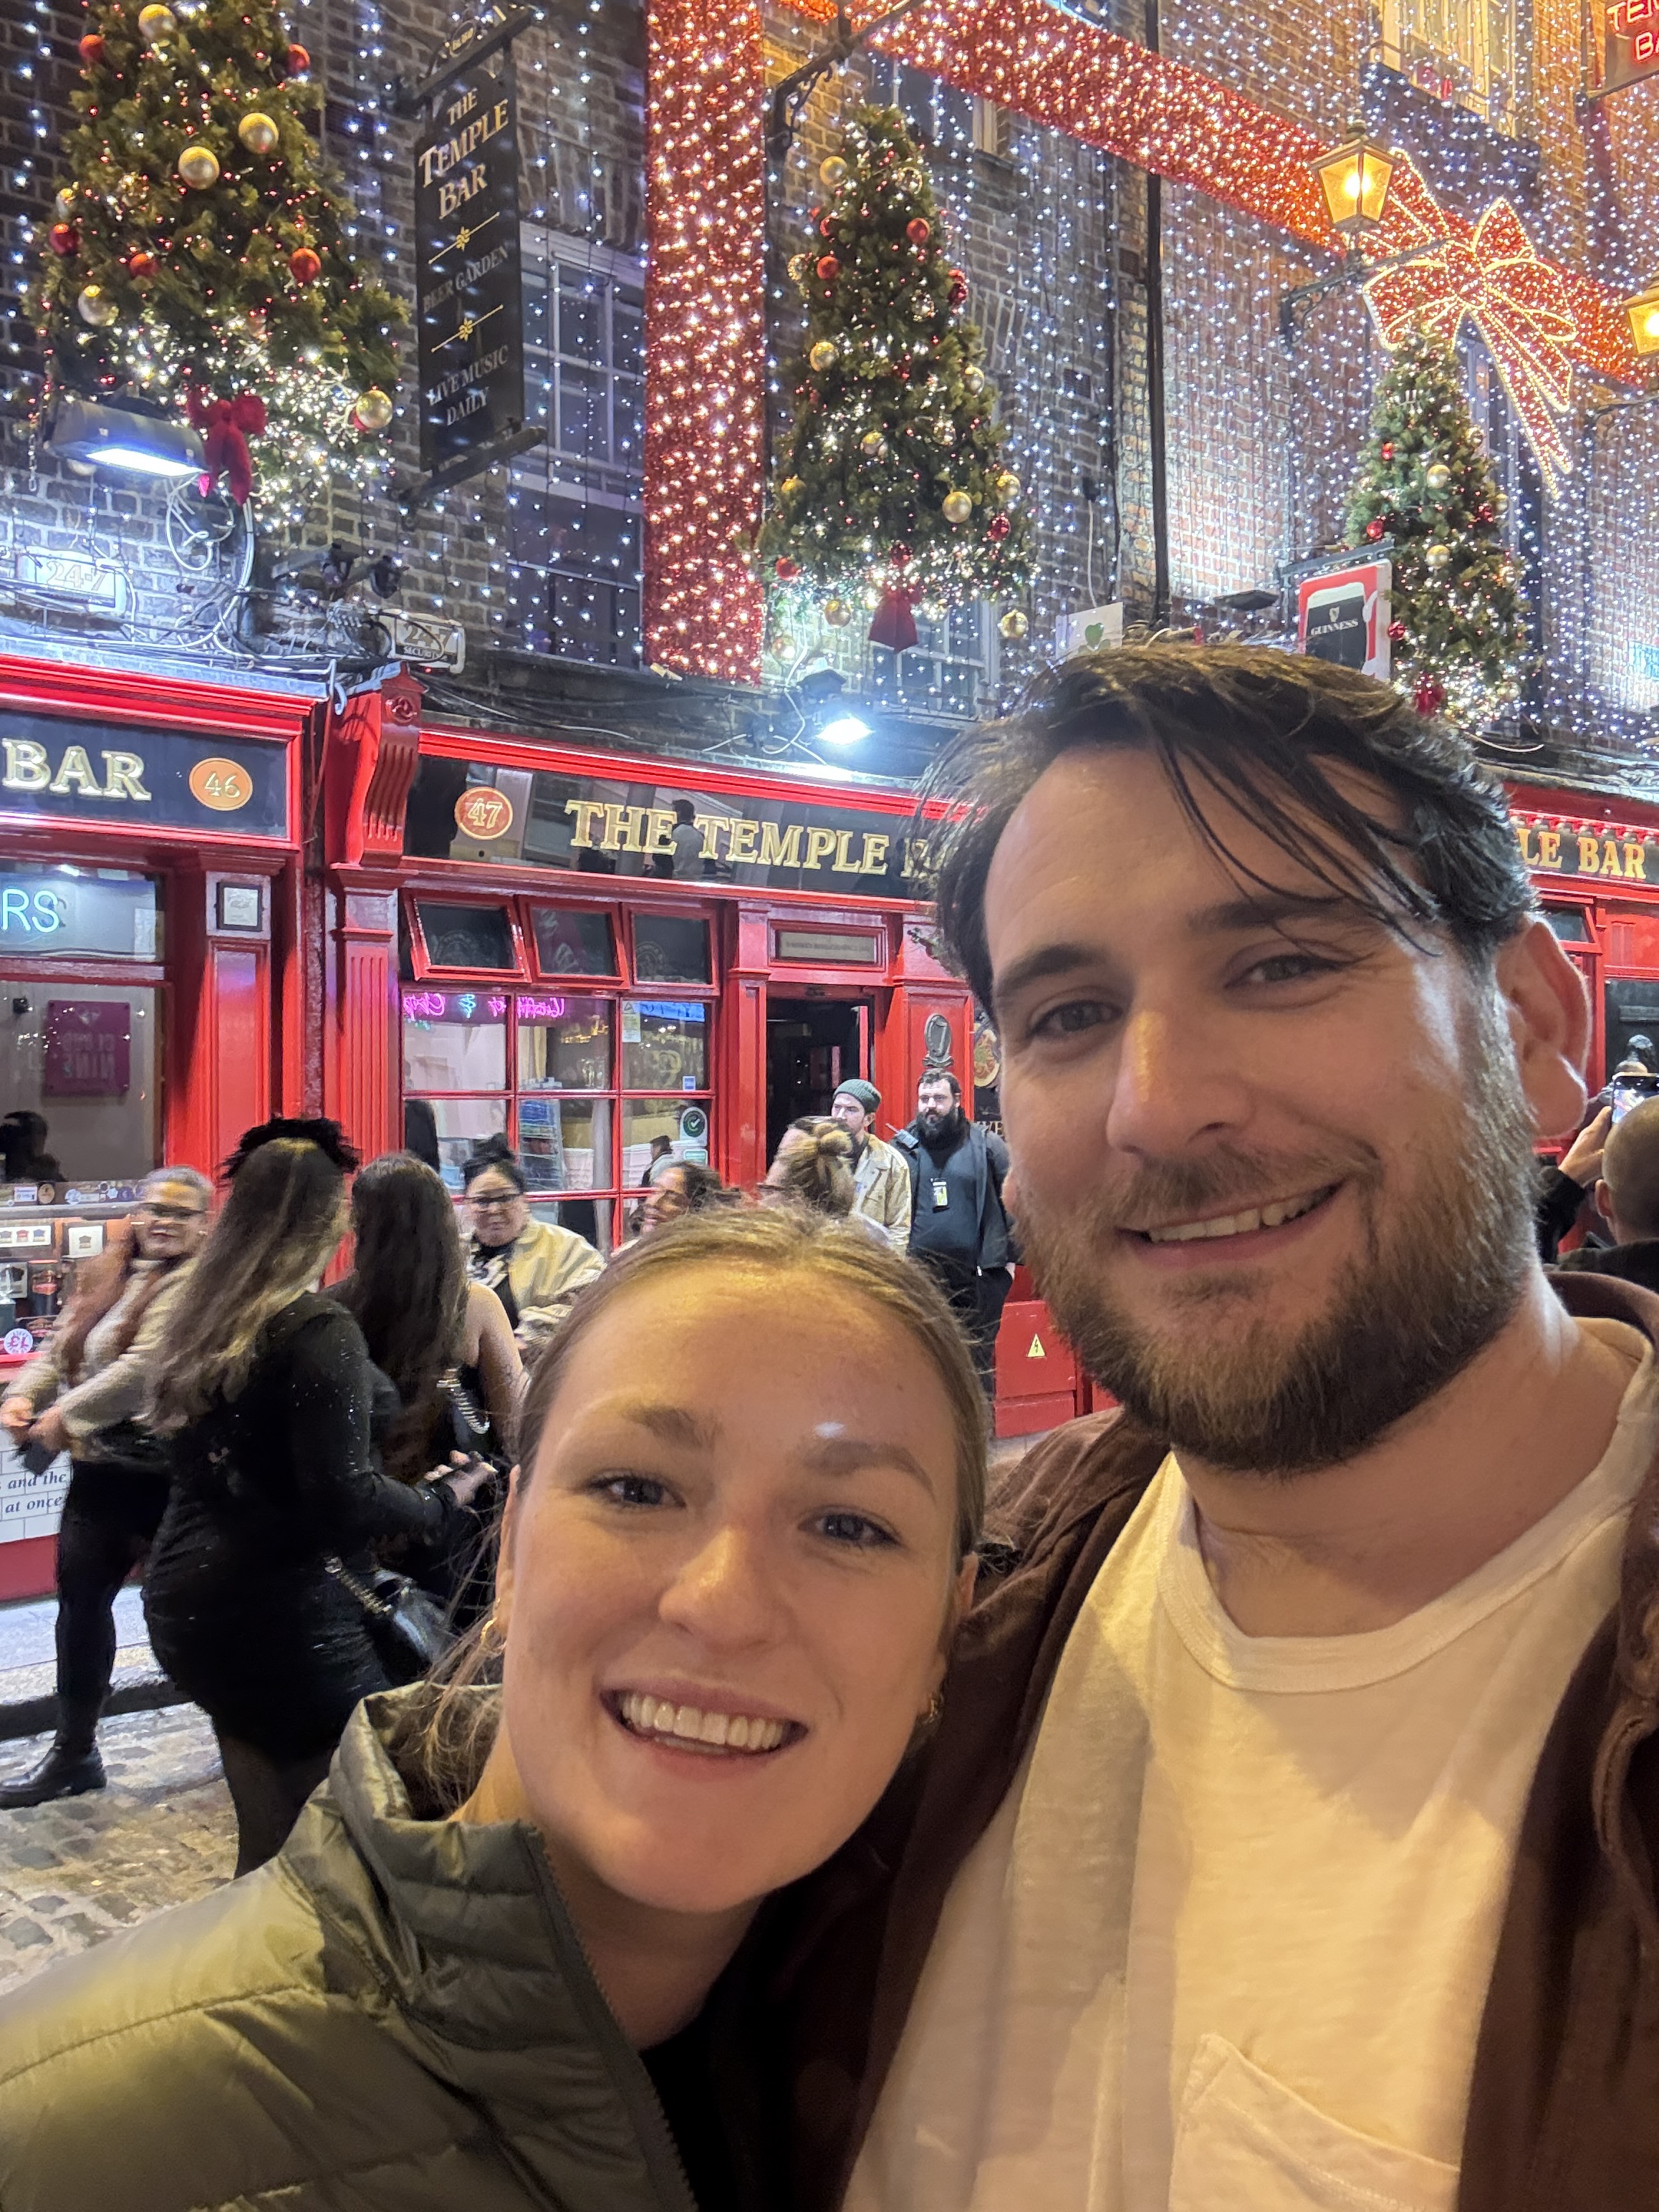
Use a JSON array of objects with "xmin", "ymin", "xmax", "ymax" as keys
[
  {"xmin": 1362, "ymin": 161, "xmax": 1577, "ymax": 497},
  {"xmin": 185, "ymin": 390, "xmax": 269, "ymax": 506}
]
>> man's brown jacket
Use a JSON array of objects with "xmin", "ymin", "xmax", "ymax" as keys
[{"xmin": 754, "ymin": 1269, "xmax": 1659, "ymax": 2212}]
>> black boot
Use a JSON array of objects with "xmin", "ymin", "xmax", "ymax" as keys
[{"xmin": 0, "ymin": 1702, "xmax": 105, "ymax": 1809}]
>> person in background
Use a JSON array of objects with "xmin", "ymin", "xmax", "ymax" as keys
[
  {"xmin": 830, "ymin": 1079, "xmax": 912, "ymax": 1248},
  {"xmin": 332, "ymin": 1152, "xmax": 524, "ymax": 1625},
  {"xmin": 461, "ymin": 1136, "xmax": 605, "ymax": 1359},
  {"xmin": 1554, "ymin": 1095, "xmax": 1659, "ymax": 1294},
  {"xmin": 764, "ymin": 1117, "xmax": 865, "ymax": 1223},
  {"xmin": 0, "ymin": 1167, "xmax": 213, "ymax": 1809},
  {"xmin": 403, "ymin": 1097, "xmax": 442, "ymax": 1175},
  {"xmin": 1, "ymin": 1110, "xmax": 64, "ymax": 1188},
  {"xmin": 0, "ymin": 1208, "xmax": 986, "ymax": 2212},
  {"xmin": 893, "ymin": 1070, "xmax": 1015, "ymax": 1396},
  {"xmin": 143, "ymin": 1120, "xmax": 483, "ymax": 1876},
  {"xmin": 639, "ymin": 1158, "xmax": 728, "ymax": 1235}
]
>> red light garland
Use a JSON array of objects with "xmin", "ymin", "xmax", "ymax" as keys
[{"xmin": 642, "ymin": 0, "xmax": 1643, "ymax": 679}]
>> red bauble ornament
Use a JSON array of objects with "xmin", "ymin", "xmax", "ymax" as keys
[
  {"xmin": 774, "ymin": 556, "xmax": 801, "ymax": 582},
  {"xmin": 1476, "ymin": 502, "xmax": 1496, "ymax": 524},
  {"xmin": 288, "ymin": 246, "xmax": 322, "ymax": 284},
  {"xmin": 78, "ymin": 32, "xmax": 105, "ymax": 64},
  {"xmin": 1388, "ymin": 619, "xmax": 1406, "ymax": 643},
  {"xmin": 128, "ymin": 249, "xmax": 157, "ymax": 278},
  {"xmin": 1365, "ymin": 517, "xmax": 1385, "ymax": 542},
  {"xmin": 815, "ymin": 254, "xmax": 839, "ymax": 282},
  {"xmin": 905, "ymin": 218, "xmax": 930, "ymax": 244},
  {"xmin": 48, "ymin": 223, "xmax": 79, "ymax": 256},
  {"xmin": 1380, "ymin": 441, "xmax": 1396, "ymax": 460},
  {"xmin": 986, "ymin": 512, "xmax": 1011, "ymax": 541},
  {"xmin": 819, "ymin": 216, "xmax": 835, "ymax": 238},
  {"xmin": 286, "ymin": 42, "xmax": 310, "ymax": 72},
  {"xmin": 947, "ymin": 268, "xmax": 968, "ymax": 303},
  {"xmin": 1413, "ymin": 677, "xmax": 1446, "ymax": 717}
]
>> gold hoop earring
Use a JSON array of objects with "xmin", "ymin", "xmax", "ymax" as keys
[{"xmin": 925, "ymin": 1689, "xmax": 944, "ymax": 1727}]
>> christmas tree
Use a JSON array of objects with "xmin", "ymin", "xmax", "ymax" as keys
[
  {"xmin": 30, "ymin": 0, "xmax": 404, "ymax": 519},
  {"xmin": 1343, "ymin": 324, "xmax": 1528, "ymax": 725},
  {"xmin": 755, "ymin": 105, "xmax": 1030, "ymax": 653}
]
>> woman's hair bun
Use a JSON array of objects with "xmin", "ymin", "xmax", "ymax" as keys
[{"xmin": 222, "ymin": 1115, "xmax": 361, "ymax": 1183}]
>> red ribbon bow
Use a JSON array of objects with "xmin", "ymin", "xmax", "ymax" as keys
[
  {"xmin": 1362, "ymin": 160, "xmax": 1577, "ymax": 496},
  {"xmin": 186, "ymin": 390, "xmax": 269, "ymax": 506},
  {"xmin": 868, "ymin": 582, "xmax": 920, "ymax": 653}
]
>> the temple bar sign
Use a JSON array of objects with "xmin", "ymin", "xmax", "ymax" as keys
[{"xmin": 1517, "ymin": 819, "xmax": 1658, "ymax": 880}]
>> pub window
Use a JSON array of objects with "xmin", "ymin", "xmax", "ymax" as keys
[
  {"xmin": 871, "ymin": 602, "xmax": 992, "ymax": 721},
  {"xmin": 1542, "ymin": 906, "xmax": 1592, "ymax": 943},
  {"xmin": 403, "ymin": 900, "xmax": 715, "ymax": 1249},
  {"xmin": 410, "ymin": 901, "xmax": 517, "ymax": 973},
  {"xmin": 1605, "ymin": 977, "xmax": 1659, "ymax": 1076}
]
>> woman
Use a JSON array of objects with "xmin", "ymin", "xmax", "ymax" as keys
[
  {"xmin": 0, "ymin": 1208, "xmax": 986, "ymax": 2212},
  {"xmin": 0, "ymin": 1166, "xmax": 212, "ymax": 1809},
  {"xmin": 764, "ymin": 1117, "xmax": 863, "ymax": 1220},
  {"xmin": 334, "ymin": 1150, "xmax": 524, "ymax": 1622},
  {"xmin": 141, "ymin": 1120, "xmax": 484, "ymax": 1876},
  {"xmin": 463, "ymin": 1135, "xmax": 605, "ymax": 1355},
  {"xmin": 639, "ymin": 1157, "xmax": 727, "ymax": 1235}
]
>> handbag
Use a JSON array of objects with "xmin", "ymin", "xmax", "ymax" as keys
[
  {"xmin": 324, "ymin": 1554, "xmax": 451, "ymax": 1685},
  {"xmin": 441, "ymin": 1369, "xmax": 508, "ymax": 1474}
]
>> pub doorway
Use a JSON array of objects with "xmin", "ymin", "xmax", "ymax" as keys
[{"xmin": 764, "ymin": 997, "xmax": 869, "ymax": 1163}]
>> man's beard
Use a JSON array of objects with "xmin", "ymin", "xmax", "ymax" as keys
[
  {"xmin": 1017, "ymin": 997, "xmax": 1542, "ymax": 1475},
  {"xmin": 919, "ymin": 1105, "xmax": 965, "ymax": 1145}
]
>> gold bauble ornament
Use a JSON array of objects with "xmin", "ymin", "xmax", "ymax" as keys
[
  {"xmin": 788, "ymin": 253, "xmax": 808, "ymax": 283},
  {"xmin": 352, "ymin": 385, "xmax": 394, "ymax": 433},
  {"xmin": 809, "ymin": 339, "xmax": 838, "ymax": 372},
  {"xmin": 769, "ymin": 631, "xmax": 799, "ymax": 661},
  {"xmin": 941, "ymin": 489, "xmax": 973, "ymax": 525},
  {"xmin": 999, "ymin": 608, "xmax": 1029, "ymax": 641},
  {"xmin": 819, "ymin": 155, "xmax": 850, "ymax": 189},
  {"xmin": 860, "ymin": 429, "xmax": 888, "ymax": 460},
  {"xmin": 76, "ymin": 284, "xmax": 117, "ymax": 326},
  {"xmin": 238, "ymin": 111, "xmax": 279, "ymax": 155},
  {"xmin": 1424, "ymin": 542, "xmax": 1451, "ymax": 570},
  {"xmin": 823, "ymin": 598, "xmax": 852, "ymax": 627},
  {"xmin": 177, "ymin": 144, "xmax": 220, "ymax": 188},
  {"xmin": 137, "ymin": 4, "xmax": 176, "ymax": 42},
  {"xmin": 780, "ymin": 475, "xmax": 805, "ymax": 498},
  {"xmin": 963, "ymin": 365, "xmax": 986, "ymax": 393},
  {"xmin": 54, "ymin": 188, "xmax": 75, "ymax": 221},
  {"xmin": 1424, "ymin": 461, "xmax": 1451, "ymax": 491},
  {"xmin": 995, "ymin": 469, "xmax": 1021, "ymax": 500}
]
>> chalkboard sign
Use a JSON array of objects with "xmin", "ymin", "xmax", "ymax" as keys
[{"xmin": 415, "ymin": 59, "xmax": 528, "ymax": 483}]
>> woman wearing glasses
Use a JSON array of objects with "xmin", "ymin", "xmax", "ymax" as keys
[
  {"xmin": 0, "ymin": 1166, "xmax": 213, "ymax": 1809},
  {"xmin": 461, "ymin": 1137, "xmax": 604, "ymax": 1358}
]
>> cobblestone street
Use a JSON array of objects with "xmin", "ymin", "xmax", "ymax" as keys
[{"xmin": 0, "ymin": 1703, "xmax": 234, "ymax": 1995}]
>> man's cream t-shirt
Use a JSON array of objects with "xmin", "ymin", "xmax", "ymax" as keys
[{"xmin": 847, "ymin": 1322, "xmax": 1659, "ymax": 2212}]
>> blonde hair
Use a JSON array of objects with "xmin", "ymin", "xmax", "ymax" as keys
[
  {"xmin": 148, "ymin": 1139, "xmax": 348, "ymax": 1432},
  {"xmin": 771, "ymin": 1116, "xmax": 856, "ymax": 1216},
  {"xmin": 405, "ymin": 1205, "xmax": 987, "ymax": 1807}
]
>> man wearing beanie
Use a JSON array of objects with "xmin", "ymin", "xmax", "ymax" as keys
[{"xmin": 829, "ymin": 1079, "xmax": 912, "ymax": 1248}]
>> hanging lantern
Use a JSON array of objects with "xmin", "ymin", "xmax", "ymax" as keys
[
  {"xmin": 1625, "ymin": 279, "xmax": 1659, "ymax": 360},
  {"xmin": 1307, "ymin": 121, "xmax": 1395, "ymax": 239}
]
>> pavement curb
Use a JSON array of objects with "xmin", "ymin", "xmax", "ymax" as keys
[{"xmin": 0, "ymin": 1675, "xmax": 186, "ymax": 1744}]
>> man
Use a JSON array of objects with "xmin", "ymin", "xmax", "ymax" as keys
[
  {"xmin": 830, "ymin": 1079, "xmax": 912, "ymax": 1248},
  {"xmin": 758, "ymin": 647, "xmax": 1659, "ymax": 2212},
  {"xmin": 893, "ymin": 1071, "xmax": 1013, "ymax": 1393},
  {"xmin": 1556, "ymin": 1093, "xmax": 1659, "ymax": 1294}
]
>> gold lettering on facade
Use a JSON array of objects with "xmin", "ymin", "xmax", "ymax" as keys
[
  {"xmin": 759, "ymin": 821, "xmax": 803, "ymax": 868},
  {"xmin": 1579, "ymin": 835, "xmax": 1603, "ymax": 874},
  {"xmin": 726, "ymin": 819, "xmax": 759, "ymax": 863},
  {"xmin": 564, "ymin": 799, "xmax": 606, "ymax": 848},
  {"xmin": 49, "ymin": 745, "xmax": 102, "ymax": 797},
  {"xmin": 2, "ymin": 739, "xmax": 51, "ymax": 791},
  {"xmin": 858, "ymin": 832, "xmax": 890, "ymax": 873},
  {"xmin": 643, "ymin": 807, "xmax": 678, "ymax": 856},
  {"xmin": 832, "ymin": 830, "xmax": 861, "ymax": 872},
  {"xmin": 803, "ymin": 827, "xmax": 838, "ymax": 870},
  {"xmin": 1515, "ymin": 822, "xmax": 1538, "ymax": 866},
  {"xmin": 1627, "ymin": 844, "xmax": 1648, "ymax": 881},
  {"xmin": 1537, "ymin": 829, "xmax": 1562, "ymax": 867},
  {"xmin": 100, "ymin": 751, "xmax": 150, "ymax": 801}
]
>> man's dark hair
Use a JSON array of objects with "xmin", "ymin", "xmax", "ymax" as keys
[
  {"xmin": 919, "ymin": 1070, "xmax": 962, "ymax": 1100},
  {"xmin": 925, "ymin": 646, "xmax": 1536, "ymax": 1011}
]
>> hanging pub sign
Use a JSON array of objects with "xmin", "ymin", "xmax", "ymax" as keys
[
  {"xmin": 1597, "ymin": 0, "xmax": 1659, "ymax": 96},
  {"xmin": 413, "ymin": 17, "xmax": 540, "ymax": 496},
  {"xmin": 1297, "ymin": 560, "xmax": 1393, "ymax": 681}
]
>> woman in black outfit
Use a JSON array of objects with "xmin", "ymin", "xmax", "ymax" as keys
[
  {"xmin": 144, "ymin": 1120, "xmax": 478, "ymax": 1875},
  {"xmin": 332, "ymin": 1151, "xmax": 521, "ymax": 1625}
]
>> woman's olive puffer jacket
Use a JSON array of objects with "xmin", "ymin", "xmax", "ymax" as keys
[{"xmin": 0, "ymin": 1691, "xmax": 698, "ymax": 2212}]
